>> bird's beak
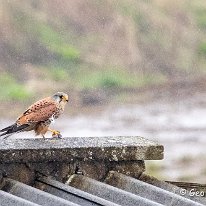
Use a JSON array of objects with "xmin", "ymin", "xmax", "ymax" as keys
[{"xmin": 64, "ymin": 96, "xmax": 69, "ymax": 102}]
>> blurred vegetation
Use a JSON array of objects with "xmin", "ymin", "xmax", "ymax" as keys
[
  {"xmin": 1, "ymin": 0, "xmax": 206, "ymax": 102},
  {"xmin": 145, "ymin": 161, "xmax": 166, "ymax": 180},
  {"xmin": 0, "ymin": 73, "xmax": 31, "ymax": 101},
  {"xmin": 72, "ymin": 68, "xmax": 166, "ymax": 89},
  {"xmin": 47, "ymin": 67, "xmax": 69, "ymax": 82}
]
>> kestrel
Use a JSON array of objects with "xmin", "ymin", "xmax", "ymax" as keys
[{"xmin": 0, "ymin": 92, "xmax": 69, "ymax": 139}]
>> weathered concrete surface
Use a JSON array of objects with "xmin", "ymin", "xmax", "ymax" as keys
[
  {"xmin": 109, "ymin": 160, "xmax": 145, "ymax": 179},
  {"xmin": 74, "ymin": 160, "xmax": 145, "ymax": 180},
  {"xmin": 0, "ymin": 136, "xmax": 164, "ymax": 163},
  {"xmin": 0, "ymin": 136, "xmax": 160, "ymax": 184},
  {"xmin": 0, "ymin": 160, "xmax": 145, "ymax": 185}
]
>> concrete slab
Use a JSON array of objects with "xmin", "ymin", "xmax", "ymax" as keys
[{"xmin": 0, "ymin": 136, "xmax": 164, "ymax": 163}]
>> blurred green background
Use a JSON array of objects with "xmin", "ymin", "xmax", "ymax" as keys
[{"xmin": 1, "ymin": 0, "xmax": 206, "ymax": 111}]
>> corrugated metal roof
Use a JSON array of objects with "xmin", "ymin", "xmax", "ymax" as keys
[
  {"xmin": 138, "ymin": 173, "xmax": 206, "ymax": 205},
  {"xmin": 37, "ymin": 176, "xmax": 119, "ymax": 206},
  {"xmin": 104, "ymin": 171, "xmax": 203, "ymax": 206},
  {"xmin": 0, "ymin": 190, "xmax": 39, "ymax": 206},
  {"xmin": 0, "ymin": 172, "xmax": 205, "ymax": 206},
  {"xmin": 1, "ymin": 178, "xmax": 79, "ymax": 206}
]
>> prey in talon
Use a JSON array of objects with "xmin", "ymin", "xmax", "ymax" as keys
[{"xmin": 0, "ymin": 92, "xmax": 69, "ymax": 139}]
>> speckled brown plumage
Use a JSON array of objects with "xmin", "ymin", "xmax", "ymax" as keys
[{"xmin": 0, "ymin": 92, "xmax": 69, "ymax": 139}]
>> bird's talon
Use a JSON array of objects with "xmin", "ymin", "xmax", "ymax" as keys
[
  {"xmin": 52, "ymin": 130, "xmax": 60, "ymax": 135},
  {"xmin": 52, "ymin": 132, "xmax": 62, "ymax": 139}
]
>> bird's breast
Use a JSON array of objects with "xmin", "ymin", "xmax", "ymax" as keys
[
  {"xmin": 49, "ymin": 115, "xmax": 55, "ymax": 123},
  {"xmin": 53, "ymin": 107, "xmax": 63, "ymax": 119}
]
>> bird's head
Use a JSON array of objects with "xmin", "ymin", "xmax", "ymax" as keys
[{"xmin": 52, "ymin": 92, "xmax": 69, "ymax": 104}]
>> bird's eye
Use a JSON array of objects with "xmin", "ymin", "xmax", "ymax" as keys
[{"xmin": 60, "ymin": 95, "xmax": 63, "ymax": 99}]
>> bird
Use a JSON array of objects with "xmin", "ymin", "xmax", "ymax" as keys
[{"xmin": 0, "ymin": 92, "xmax": 69, "ymax": 139}]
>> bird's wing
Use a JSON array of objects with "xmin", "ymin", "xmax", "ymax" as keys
[{"xmin": 16, "ymin": 97, "xmax": 57, "ymax": 125}]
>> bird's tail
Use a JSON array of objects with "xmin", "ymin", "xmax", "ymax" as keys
[{"xmin": 0, "ymin": 123, "xmax": 29, "ymax": 139}]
